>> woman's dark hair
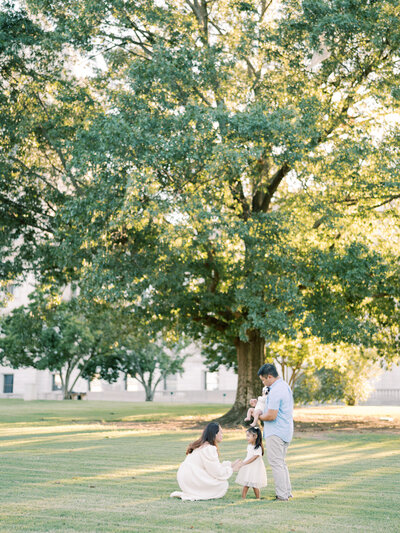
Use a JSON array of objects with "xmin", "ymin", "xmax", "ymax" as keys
[
  {"xmin": 186, "ymin": 422, "xmax": 221, "ymax": 455},
  {"xmin": 247, "ymin": 426, "xmax": 264, "ymax": 455}
]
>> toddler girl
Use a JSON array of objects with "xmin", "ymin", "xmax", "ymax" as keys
[
  {"xmin": 244, "ymin": 386, "xmax": 269, "ymax": 427},
  {"xmin": 235, "ymin": 426, "xmax": 267, "ymax": 499}
]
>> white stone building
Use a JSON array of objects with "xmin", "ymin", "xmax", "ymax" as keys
[
  {"xmin": 1, "ymin": 279, "xmax": 399, "ymax": 404},
  {"xmin": 0, "ymin": 352, "xmax": 237, "ymax": 403},
  {"xmin": 0, "ymin": 279, "xmax": 237, "ymax": 403}
]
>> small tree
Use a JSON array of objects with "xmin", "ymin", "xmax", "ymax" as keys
[
  {"xmin": 265, "ymin": 334, "xmax": 346, "ymax": 390},
  {"xmin": 0, "ymin": 291, "xmax": 120, "ymax": 398},
  {"xmin": 265, "ymin": 335, "xmax": 321, "ymax": 389},
  {"xmin": 293, "ymin": 367, "xmax": 344, "ymax": 405},
  {"xmin": 292, "ymin": 346, "xmax": 382, "ymax": 405},
  {"xmin": 117, "ymin": 337, "xmax": 187, "ymax": 401},
  {"xmin": 266, "ymin": 335, "xmax": 383, "ymax": 405},
  {"xmin": 341, "ymin": 356, "xmax": 379, "ymax": 406}
]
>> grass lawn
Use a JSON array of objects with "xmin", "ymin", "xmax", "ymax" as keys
[{"xmin": 0, "ymin": 400, "xmax": 399, "ymax": 533}]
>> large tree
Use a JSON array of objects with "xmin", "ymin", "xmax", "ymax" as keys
[{"xmin": 1, "ymin": 1, "xmax": 400, "ymax": 420}]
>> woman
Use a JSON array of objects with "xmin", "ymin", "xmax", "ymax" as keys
[{"xmin": 170, "ymin": 422, "xmax": 242, "ymax": 501}]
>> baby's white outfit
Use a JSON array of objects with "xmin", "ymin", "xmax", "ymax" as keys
[
  {"xmin": 254, "ymin": 395, "xmax": 266, "ymax": 412},
  {"xmin": 254, "ymin": 385, "xmax": 269, "ymax": 412}
]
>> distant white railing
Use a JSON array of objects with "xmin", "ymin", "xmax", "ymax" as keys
[
  {"xmin": 364, "ymin": 389, "xmax": 400, "ymax": 405},
  {"xmin": 86, "ymin": 390, "xmax": 235, "ymax": 403}
]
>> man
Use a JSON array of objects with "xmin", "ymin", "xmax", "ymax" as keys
[{"xmin": 258, "ymin": 363, "xmax": 293, "ymax": 501}]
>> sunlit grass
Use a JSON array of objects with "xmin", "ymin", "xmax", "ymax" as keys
[
  {"xmin": 0, "ymin": 400, "xmax": 399, "ymax": 532},
  {"xmin": 0, "ymin": 399, "xmax": 226, "ymax": 426}
]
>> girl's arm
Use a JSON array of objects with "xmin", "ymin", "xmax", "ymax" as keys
[
  {"xmin": 241, "ymin": 455, "xmax": 260, "ymax": 467},
  {"xmin": 232, "ymin": 459, "xmax": 243, "ymax": 472}
]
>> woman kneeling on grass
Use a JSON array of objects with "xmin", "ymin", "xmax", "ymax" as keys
[{"xmin": 170, "ymin": 422, "xmax": 242, "ymax": 501}]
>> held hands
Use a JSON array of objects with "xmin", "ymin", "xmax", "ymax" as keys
[{"xmin": 231, "ymin": 459, "xmax": 243, "ymax": 472}]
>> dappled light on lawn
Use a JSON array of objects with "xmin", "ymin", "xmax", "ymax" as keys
[
  {"xmin": 0, "ymin": 401, "xmax": 399, "ymax": 532},
  {"xmin": 36, "ymin": 463, "xmax": 180, "ymax": 487}
]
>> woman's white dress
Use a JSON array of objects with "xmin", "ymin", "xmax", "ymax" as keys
[
  {"xmin": 235, "ymin": 444, "xmax": 267, "ymax": 489},
  {"xmin": 170, "ymin": 444, "xmax": 233, "ymax": 501}
]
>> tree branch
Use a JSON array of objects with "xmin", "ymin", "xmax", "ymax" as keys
[
  {"xmin": 192, "ymin": 314, "xmax": 230, "ymax": 332},
  {"xmin": 255, "ymin": 54, "xmax": 386, "ymax": 213},
  {"xmin": 229, "ymin": 179, "xmax": 250, "ymax": 220},
  {"xmin": 0, "ymin": 193, "xmax": 54, "ymax": 234},
  {"xmin": 205, "ymin": 248, "xmax": 220, "ymax": 293},
  {"xmin": 98, "ymin": 31, "xmax": 153, "ymax": 58},
  {"xmin": 8, "ymin": 155, "xmax": 62, "ymax": 195},
  {"xmin": 185, "ymin": 0, "xmax": 209, "ymax": 42},
  {"xmin": 259, "ymin": 162, "xmax": 291, "ymax": 212},
  {"xmin": 33, "ymin": 93, "xmax": 83, "ymax": 193},
  {"xmin": 260, "ymin": 0, "xmax": 274, "ymax": 21},
  {"xmin": 369, "ymin": 194, "xmax": 400, "ymax": 210}
]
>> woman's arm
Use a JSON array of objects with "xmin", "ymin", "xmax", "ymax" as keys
[{"xmin": 201, "ymin": 445, "xmax": 234, "ymax": 480}]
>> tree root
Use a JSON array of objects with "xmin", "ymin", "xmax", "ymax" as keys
[{"xmin": 214, "ymin": 405, "xmax": 250, "ymax": 428}]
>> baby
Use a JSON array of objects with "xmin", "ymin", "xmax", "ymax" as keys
[{"xmin": 244, "ymin": 386, "xmax": 269, "ymax": 427}]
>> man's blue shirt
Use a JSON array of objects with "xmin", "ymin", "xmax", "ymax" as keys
[{"xmin": 263, "ymin": 378, "xmax": 294, "ymax": 443}]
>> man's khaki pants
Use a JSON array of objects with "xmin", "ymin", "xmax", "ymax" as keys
[{"xmin": 265, "ymin": 435, "xmax": 292, "ymax": 499}]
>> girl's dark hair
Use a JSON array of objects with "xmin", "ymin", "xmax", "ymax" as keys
[
  {"xmin": 186, "ymin": 422, "xmax": 221, "ymax": 455},
  {"xmin": 247, "ymin": 426, "xmax": 264, "ymax": 455}
]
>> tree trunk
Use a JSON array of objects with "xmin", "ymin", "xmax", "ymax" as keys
[
  {"xmin": 217, "ymin": 330, "xmax": 265, "ymax": 426},
  {"xmin": 144, "ymin": 384, "xmax": 154, "ymax": 401}
]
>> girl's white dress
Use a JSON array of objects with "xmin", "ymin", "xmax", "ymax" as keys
[
  {"xmin": 170, "ymin": 444, "xmax": 233, "ymax": 501},
  {"xmin": 235, "ymin": 444, "xmax": 267, "ymax": 489}
]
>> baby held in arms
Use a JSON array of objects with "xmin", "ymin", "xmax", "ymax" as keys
[{"xmin": 244, "ymin": 386, "xmax": 269, "ymax": 427}]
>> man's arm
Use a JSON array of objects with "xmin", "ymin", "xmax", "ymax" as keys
[{"xmin": 259, "ymin": 409, "xmax": 278, "ymax": 422}]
